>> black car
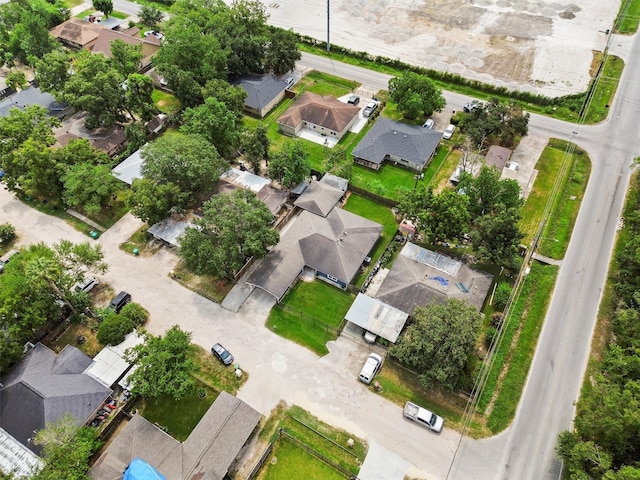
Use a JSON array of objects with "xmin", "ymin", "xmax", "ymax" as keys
[
  {"xmin": 109, "ymin": 291, "xmax": 131, "ymax": 313},
  {"xmin": 211, "ymin": 343, "xmax": 234, "ymax": 365}
]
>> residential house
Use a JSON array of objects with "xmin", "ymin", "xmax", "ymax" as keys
[
  {"xmin": 0, "ymin": 85, "xmax": 70, "ymax": 118},
  {"xmin": 373, "ymin": 243, "xmax": 493, "ymax": 315},
  {"xmin": 0, "ymin": 344, "xmax": 112, "ymax": 455},
  {"xmin": 247, "ymin": 178, "xmax": 382, "ymax": 300},
  {"xmin": 89, "ymin": 391, "xmax": 261, "ymax": 480},
  {"xmin": 352, "ymin": 117, "xmax": 442, "ymax": 172},
  {"xmin": 91, "ymin": 28, "xmax": 161, "ymax": 71},
  {"xmin": 484, "ymin": 145, "xmax": 512, "ymax": 171},
  {"xmin": 50, "ymin": 17, "xmax": 105, "ymax": 50},
  {"xmin": 231, "ymin": 74, "xmax": 288, "ymax": 118},
  {"xmin": 277, "ymin": 92, "xmax": 360, "ymax": 141}
]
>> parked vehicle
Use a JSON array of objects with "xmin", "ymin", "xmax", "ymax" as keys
[
  {"xmin": 443, "ymin": 124, "xmax": 456, "ymax": 140},
  {"xmin": 211, "ymin": 343, "xmax": 234, "ymax": 365},
  {"xmin": 463, "ymin": 100, "xmax": 482, "ymax": 113},
  {"xmin": 109, "ymin": 291, "xmax": 131, "ymax": 313},
  {"xmin": 363, "ymin": 101, "xmax": 378, "ymax": 118},
  {"xmin": 358, "ymin": 353, "xmax": 383, "ymax": 384},
  {"xmin": 283, "ymin": 76, "xmax": 294, "ymax": 87},
  {"xmin": 74, "ymin": 276, "xmax": 99, "ymax": 293},
  {"xmin": 422, "ymin": 118, "xmax": 435, "ymax": 129},
  {"xmin": 347, "ymin": 94, "xmax": 360, "ymax": 105},
  {"xmin": 403, "ymin": 401, "xmax": 444, "ymax": 433},
  {"xmin": 0, "ymin": 249, "xmax": 19, "ymax": 273}
]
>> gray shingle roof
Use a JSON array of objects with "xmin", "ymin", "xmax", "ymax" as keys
[
  {"xmin": 231, "ymin": 74, "xmax": 286, "ymax": 111},
  {"xmin": 352, "ymin": 117, "xmax": 442, "ymax": 167},
  {"xmin": 0, "ymin": 344, "xmax": 111, "ymax": 454},
  {"xmin": 374, "ymin": 243, "xmax": 493, "ymax": 315},
  {"xmin": 294, "ymin": 180, "xmax": 344, "ymax": 217},
  {"xmin": 247, "ymin": 207, "xmax": 382, "ymax": 300}
]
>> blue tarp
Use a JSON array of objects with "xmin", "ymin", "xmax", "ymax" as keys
[
  {"xmin": 123, "ymin": 458, "xmax": 166, "ymax": 480},
  {"xmin": 430, "ymin": 276, "xmax": 449, "ymax": 287}
]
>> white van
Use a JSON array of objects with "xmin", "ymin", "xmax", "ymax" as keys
[{"xmin": 358, "ymin": 353, "xmax": 383, "ymax": 384}]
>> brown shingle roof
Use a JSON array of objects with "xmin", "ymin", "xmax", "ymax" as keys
[
  {"xmin": 485, "ymin": 145, "xmax": 512, "ymax": 170},
  {"xmin": 50, "ymin": 18, "xmax": 103, "ymax": 47},
  {"xmin": 91, "ymin": 29, "xmax": 161, "ymax": 67},
  {"xmin": 277, "ymin": 92, "xmax": 360, "ymax": 132}
]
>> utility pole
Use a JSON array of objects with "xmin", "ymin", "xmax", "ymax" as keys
[{"xmin": 327, "ymin": 0, "xmax": 330, "ymax": 52}]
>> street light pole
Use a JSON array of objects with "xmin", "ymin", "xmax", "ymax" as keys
[{"xmin": 327, "ymin": 0, "xmax": 330, "ymax": 52}]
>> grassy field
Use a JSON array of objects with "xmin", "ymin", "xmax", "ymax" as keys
[
  {"xmin": 172, "ymin": 261, "xmax": 234, "ymax": 304},
  {"xmin": 261, "ymin": 439, "xmax": 349, "ymax": 480},
  {"xmin": 152, "ymin": 89, "xmax": 181, "ymax": 115},
  {"xmin": 582, "ymin": 55, "xmax": 624, "ymax": 124},
  {"xmin": 257, "ymin": 404, "xmax": 366, "ymax": 479},
  {"xmin": 137, "ymin": 380, "xmax": 219, "ymax": 441},
  {"xmin": 478, "ymin": 262, "xmax": 559, "ymax": 433},
  {"xmin": 266, "ymin": 281, "xmax": 354, "ymax": 356},
  {"xmin": 520, "ymin": 139, "xmax": 591, "ymax": 259},
  {"xmin": 615, "ymin": 0, "xmax": 640, "ymax": 33}
]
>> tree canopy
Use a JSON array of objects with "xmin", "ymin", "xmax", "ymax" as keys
[
  {"xmin": 267, "ymin": 141, "xmax": 311, "ymax": 189},
  {"xmin": 140, "ymin": 133, "xmax": 228, "ymax": 204},
  {"xmin": 125, "ymin": 325, "xmax": 198, "ymax": 400},
  {"xmin": 179, "ymin": 189, "xmax": 279, "ymax": 279},
  {"xmin": 0, "ymin": 241, "xmax": 107, "ymax": 374},
  {"xmin": 460, "ymin": 97, "xmax": 530, "ymax": 149},
  {"xmin": 388, "ymin": 71, "xmax": 446, "ymax": 119},
  {"xmin": 390, "ymin": 299, "xmax": 483, "ymax": 390},
  {"xmin": 181, "ymin": 97, "xmax": 241, "ymax": 159}
]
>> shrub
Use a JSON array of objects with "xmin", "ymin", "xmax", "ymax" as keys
[
  {"xmin": 120, "ymin": 302, "xmax": 149, "ymax": 327},
  {"xmin": 485, "ymin": 326, "xmax": 498, "ymax": 349},
  {"xmin": 0, "ymin": 223, "xmax": 16, "ymax": 246},
  {"xmin": 97, "ymin": 313, "xmax": 134, "ymax": 345},
  {"xmin": 493, "ymin": 282, "xmax": 512, "ymax": 311},
  {"xmin": 491, "ymin": 311, "xmax": 505, "ymax": 329}
]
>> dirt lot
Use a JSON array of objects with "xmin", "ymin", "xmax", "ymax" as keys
[{"xmin": 260, "ymin": 0, "xmax": 619, "ymax": 97}]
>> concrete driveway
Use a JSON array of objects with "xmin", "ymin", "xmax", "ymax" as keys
[{"xmin": 0, "ymin": 186, "xmax": 459, "ymax": 480}]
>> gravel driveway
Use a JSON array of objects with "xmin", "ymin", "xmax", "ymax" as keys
[{"xmin": 1, "ymin": 186, "xmax": 460, "ymax": 479}]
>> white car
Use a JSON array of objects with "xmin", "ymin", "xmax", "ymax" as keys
[
  {"xmin": 358, "ymin": 353, "xmax": 383, "ymax": 384},
  {"xmin": 443, "ymin": 124, "xmax": 456, "ymax": 139},
  {"xmin": 403, "ymin": 401, "xmax": 444, "ymax": 433},
  {"xmin": 363, "ymin": 101, "xmax": 378, "ymax": 118},
  {"xmin": 422, "ymin": 118, "xmax": 434, "ymax": 129},
  {"xmin": 74, "ymin": 276, "xmax": 99, "ymax": 293}
]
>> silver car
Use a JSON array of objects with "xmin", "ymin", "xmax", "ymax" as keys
[{"xmin": 443, "ymin": 124, "xmax": 456, "ymax": 140}]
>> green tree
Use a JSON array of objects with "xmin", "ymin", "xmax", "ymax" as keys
[
  {"xmin": 264, "ymin": 28, "xmax": 301, "ymax": 75},
  {"xmin": 92, "ymin": 0, "xmax": 113, "ymax": 17},
  {"xmin": 556, "ymin": 430, "xmax": 613, "ymax": 480},
  {"xmin": 493, "ymin": 282, "xmax": 512, "ymax": 311},
  {"xmin": 33, "ymin": 414, "xmax": 99, "ymax": 480},
  {"xmin": 141, "ymin": 133, "xmax": 228, "ymax": 202},
  {"xmin": 429, "ymin": 188, "xmax": 470, "ymax": 242},
  {"xmin": 241, "ymin": 124, "xmax": 270, "ymax": 174},
  {"xmin": 124, "ymin": 73, "xmax": 157, "ymax": 122},
  {"xmin": 7, "ymin": 11, "xmax": 59, "ymax": 65},
  {"xmin": 120, "ymin": 302, "xmax": 148, "ymax": 327},
  {"xmin": 97, "ymin": 311, "xmax": 134, "ymax": 345},
  {"xmin": 472, "ymin": 204, "xmax": 524, "ymax": 263},
  {"xmin": 267, "ymin": 141, "xmax": 311, "ymax": 189},
  {"xmin": 125, "ymin": 325, "xmax": 198, "ymax": 400},
  {"xmin": 388, "ymin": 71, "xmax": 446, "ymax": 119},
  {"xmin": 0, "ymin": 105, "xmax": 59, "ymax": 194},
  {"xmin": 460, "ymin": 97, "xmax": 530, "ymax": 149},
  {"xmin": 138, "ymin": 5, "xmax": 164, "ymax": 28},
  {"xmin": 325, "ymin": 146, "xmax": 352, "ymax": 180},
  {"xmin": 61, "ymin": 163, "xmax": 121, "ymax": 214},
  {"xmin": 201, "ymin": 78, "xmax": 247, "ymax": 120},
  {"xmin": 0, "ymin": 223, "xmax": 16, "ymax": 246},
  {"xmin": 390, "ymin": 299, "xmax": 483, "ymax": 390},
  {"xmin": 109, "ymin": 40, "xmax": 143, "ymax": 77},
  {"xmin": 181, "ymin": 97, "xmax": 240, "ymax": 159},
  {"xmin": 6, "ymin": 70, "xmax": 27, "ymax": 91},
  {"xmin": 35, "ymin": 50, "xmax": 72, "ymax": 93},
  {"xmin": 53, "ymin": 138, "xmax": 111, "ymax": 167},
  {"xmin": 179, "ymin": 189, "xmax": 279, "ymax": 279},
  {"xmin": 126, "ymin": 178, "xmax": 185, "ymax": 225}
]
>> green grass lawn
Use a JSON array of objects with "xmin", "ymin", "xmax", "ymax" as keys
[
  {"xmin": 478, "ymin": 261, "xmax": 558, "ymax": 433},
  {"xmin": 583, "ymin": 55, "xmax": 624, "ymax": 124},
  {"xmin": 266, "ymin": 281, "xmax": 355, "ymax": 355},
  {"xmin": 615, "ymin": 0, "xmax": 640, "ymax": 34},
  {"xmin": 80, "ymin": 189, "xmax": 130, "ymax": 229},
  {"xmin": 520, "ymin": 139, "xmax": 591, "ymax": 258},
  {"xmin": 137, "ymin": 379, "xmax": 219, "ymax": 441},
  {"xmin": 262, "ymin": 439, "xmax": 349, "ymax": 480},
  {"xmin": 152, "ymin": 89, "xmax": 181, "ymax": 115},
  {"xmin": 343, "ymin": 193, "xmax": 397, "ymax": 286},
  {"xmin": 298, "ymin": 70, "xmax": 359, "ymax": 97},
  {"xmin": 349, "ymin": 163, "xmax": 414, "ymax": 200}
]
